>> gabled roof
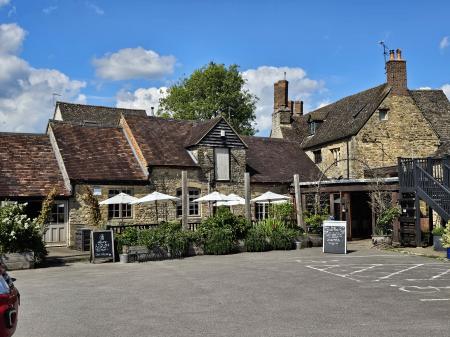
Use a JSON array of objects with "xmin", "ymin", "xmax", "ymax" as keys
[
  {"xmin": 50, "ymin": 121, "xmax": 147, "ymax": 183},
  {"xmin": 301, "ymin": 84, "xmax": 390, "ymax": 149},
  {"xmin": 55, "ymin": 102, "xmax": 147, "ymax": 127},
  {"xmin": 410, "ymin": 90, "xmax": 450, "ymax": 142},
  {"xmin": 123, "ymin": 115, "xmax": 199, "ymax": 167},
  {"xmin": 243, "ymin": 136, "xmax": 322, "ymax": 183},
  {"xmin": 0, "ymin": 133, "xmax": 69, "ymax": 197},
  {"xmin": 185, "ymin": 117, "xmax": 222, "ymax": 147}
]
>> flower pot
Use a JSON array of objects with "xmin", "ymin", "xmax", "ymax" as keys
[
  {"xmin": 122, "ymin": 245, "xmax": 129, "ymax": 254},
  {"xmin": 307, "ymin": 234, "xmax": 323, "ymax": 247},
  {"xmin": 372, "ymin": 235, "xmax": 392, "ymax": 246},
  {"xmin": 433, "ymin": 236, "xmax": 445, "ymax": 251},
  {"xmin": 119, "ymin": 254, "xmax": 129, "ymax": 263}
]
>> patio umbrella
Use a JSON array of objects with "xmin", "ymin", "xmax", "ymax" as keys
[
  {"xmin": 216, "ymin": 193, "xmax": 245, "ymax": 207},
  {"xmin": 132, "ymin": 192, "xmax": 180, "ymax": 222},
  {"xmin": 251, "ymin": 191, "xmax": 290, "ymax": 218},
  {"xmin": 193, "ymin": 192, "xmax": 235, "ymax": 215},
  {"xmin": 99, "ymin": 192, "xmax": 138, "ymax": 224}
]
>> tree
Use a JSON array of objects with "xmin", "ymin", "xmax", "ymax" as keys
[{"xmin": 159, "ymin": 62, "xmax": 258, "ymax": 135}]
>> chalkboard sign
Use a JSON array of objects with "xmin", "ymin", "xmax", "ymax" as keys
[
  {"xmin": 323, "ymin": 221, "xmax": 347, "ymax": 254},
  {"xmin": 91, "ymin": 230, "xmax": 115, "ymax": 262}
]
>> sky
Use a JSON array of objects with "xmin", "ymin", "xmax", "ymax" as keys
[{"xmin": 0, "ymin": 0, "xmax": 449, "ymax": 136}]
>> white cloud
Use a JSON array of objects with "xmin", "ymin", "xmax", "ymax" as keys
[
  {"xmin": 43, "ymin": 6, "xmax": 58, "ymax": 15},
  {"xmin": 442, "ymin": 84, "xmax": 450, "ymax": 99},
  {"xmin": 86, "ymin": 1, "xmax": 104, "ymax": 15},
  {"xmin": 93, "ymin": 47, "xmax": 176, "ymax": 81},
  {"xmin": 418, "ymin": 86, "xmax": 432, "ymax": 90},
  {"xmin": 116, "ymin": 87, "xmax": 168, "ymax": 114},
  {"xmin": 0, "ymin": 23, "xmax": 26, "ymax": 54},
  {"xmin": 0, "ymin": 23, "xmax": 86, "ymax": 132},
  {"xmin": 440, "ymin": 36, "xmax": 449, "ymax": 50},
  {"xmin": 242, "ymin": 66, "xmax": 325, "ymax": 134},
  {"xmin": 0, "ymin": 0, "xmax": 10, "ymax": 8}
]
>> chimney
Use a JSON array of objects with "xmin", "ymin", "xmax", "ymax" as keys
[
  {"xmin": 386, "ymin": 48, "xmax": 408, "ymax": 95},
  {"xmin": 150, "ymin": 106, "xmax": 155, "ymax": 116},
  {"xmin": 274, "ymin": 80, "xmax": 288, "ymax": 109},
  {"xmin": 294, "ymin": 100, "xmax": 303, "ymax": 116}
]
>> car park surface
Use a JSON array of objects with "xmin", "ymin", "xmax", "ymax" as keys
[{"xmin": 12, "ymin": 244, "xmax": 450, "ymax": 337}]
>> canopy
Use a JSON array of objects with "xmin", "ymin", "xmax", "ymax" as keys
[
  {"xmin": 131, "ymin": 191, "xmax": 180, "ymax": 204},
  {"xmin": 216, "ymin": 193, "xmax": 245, "ymax": 206},
  {"xmin": 193, "ymin": 191, "xmax": 234, "ymax": 203},
  {"xmin": 251, "ymin": 191, "xmax": 290, "ymax": 203},
  {"xmin": 99, "ymin": 192, "xmax": 138, "ymax": 205}
]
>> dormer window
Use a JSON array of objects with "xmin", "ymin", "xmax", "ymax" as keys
[{"xmin": 308, "ymin": 121, "xmax": 317, "ymax": 135}]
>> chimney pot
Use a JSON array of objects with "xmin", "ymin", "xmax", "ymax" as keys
[
  {"xmin": 294, "ymin": 100, "xmax": 303, "ymax": 116},
  {"xmin": 389, "ymin": 50, "xmax": 395, "ymax": 61},
  {"xmin": 396, "ymin": 48, "xmax": 402, "ymax": 60},
  {"xmin": 150, "ymin": 106, "xmax": 155, "ymax": 116}
]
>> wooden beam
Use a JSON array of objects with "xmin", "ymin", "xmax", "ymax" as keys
[
  {"xmin": 293, "ymin": 174, "xmax": 304, "ymax": 230},
  {"xmin": 181, "ymin": 171, "xmax": 188, "ymax": 230},
  {"xmin": 415, "ymin": 194, "xmax": 422, "ymax": 247},
  {"xmin": 244, "ymin": 172, "xmax": 251, "ymax": 222}
]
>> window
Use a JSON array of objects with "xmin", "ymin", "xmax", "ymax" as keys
[
  {"xmin": 215, "ymin": 148, "xmax": 230, "ymax": 181},
  {"xmin": 108, "ymin": 189, "xmax": 133, "ymax": 219},
  {"xmin": 50, "ymin": 202, "xmax": 66, "ymax": 224},
  {"xmin": 255, "ymin": 203, "xmax": 269, "ymax": 220},
  {"xmin": 176, "ymin": 188, "xmax": 200, "ymax": 217},
  {"xmin": 313, "ymin": 150, "xmax": 322, "ymax": 164},
  {"xmin": 330, "ymin": 148, "xmax": 341, "ymax": 165},
  {"xmin": 379, "ymin": 109, "xmax": 388, "ymax": 121},
  {"xmin": 308, "ymin": 121, "xmax": 316, "ymax": 135},
  {"xmin": 93, "ymin": 186, "xmax": 102, "ymax": 196}
]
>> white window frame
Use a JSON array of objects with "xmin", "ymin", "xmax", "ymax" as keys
[
  {"xmin": 379, "ymin": 109, "xmax": 389, "ymax": 121},
  {"xmin": 176, "ymin": 188, "xmax": 201, "ymax": 217},
  {"xmin": 49, "ymin": 201, "xmax": 68, "ymax": 225}
]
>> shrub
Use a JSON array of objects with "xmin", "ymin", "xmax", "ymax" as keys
[
  {"xmin": 202, "ymin": 226, "xmax": 235, "ymax": 255},
  {"xmin": 245, "ymin": 225, "xmax": 271, "ymax": 252},
  {"xmin": 441, "ymin": 221, "xmax": 450, "ymax": 248},
  {"xmin": 0, "ymin": 202, "xmax": 47, "ymax": 262},
  {"xmin": 432, "ymin": 226, "xmax": 445, "ymax": 236},
  {"xmin": 303, "ymin": 210, "xmax": 328, "ymax": 234},
  {"xmin": 270, "ymin": 227, "xmax": 296, "ymax": 250},
  {"xmin": 375, "ymin": 206, "xmax": 401, "ymax": 235}
]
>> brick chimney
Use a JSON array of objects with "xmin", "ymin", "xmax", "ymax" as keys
[
  {"xmin": 386, "ymin": 48, "xmax": 408, "ymax": 95},
  {"xmin": 274, "ymin": 80, "xmax": 288, "ymax": 109},
  {"xmin": 293, "ymin": 100, "xmax": 303, "ymax": 116}
]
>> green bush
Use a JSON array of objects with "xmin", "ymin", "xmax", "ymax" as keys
[
  {"xmin": 202, "ymin": 226, "xmax": 235, "ymax": 255},
  {"xmin": 432, "ymin": 226, "xmax": 445, "ymax": 236},
  {"xmin": 303, "ymin": 209, "xmax": 328, "ymax": 234},
  {"xmin": 270, "ymin": 227, "xmax": 296, "ymax": 250},
  {"xmin": 245, "ymin": 225, "xmax": 271, "ymax": 252},
  {"xmin": 0, "ymin": 202, "xmax": 47, "ymax": 262}
]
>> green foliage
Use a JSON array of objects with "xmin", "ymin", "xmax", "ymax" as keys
[
  {"xmin": 195, "ymin": 209, "xmax": 242, "ymax": 255},
  {"xmin": 375, "ymin": 206, "xmax": 401, "ymax": 235},
  {"xmin": 432, "ymin": 226, "xmax": 445, "ymax": 236},
  {"xmin": 441, "ymin": 221, "xmax": 450, "ymax": 248},
  {"xmin": 303, "ymin": 209, "xmax": 328, "ymax": 234},
  {"xmin": 159, "ymin": 62, "xmax": 258, "ymax": 135},
  {"xmin": 270, "ymin": 202, "xmax": 294, "ymax": 224},
  {"xmin": 271, "ymin": 227, "xmax": 297, "ymax": 250},
  {"xmin": 35, "ymin": 187, "xmax": 57, "ymax": 233},
  {"xmin": 116, "ymin": 221, "xmax": 192, "ymax": 258},
  {"xmin": 245, "ymin": 225, "xmax": 271, "ymax": 252},
  {"xmin": 80, "ymin": 186, "xmax": 102, "ymax": 228},
  {"xmin": 0, "ymin": 202, "xmax": 47, "ymax": 262}
]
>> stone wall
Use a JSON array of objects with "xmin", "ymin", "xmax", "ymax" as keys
[
  {"xmin": 305, "ymin": 140, "xmax": 350, "ymax": 180},
  {"xmin": 352, "ymin": 93, "xmax": 440, "ymax": 177}
]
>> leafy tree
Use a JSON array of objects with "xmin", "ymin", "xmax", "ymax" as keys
[{"xmin": 159, "ymin": 62, "xmax": 258, "ymax": 135}]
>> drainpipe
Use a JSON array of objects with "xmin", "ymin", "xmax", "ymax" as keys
[{"xmin": 346, "ymin": 140, "xmax": 350, "ymax": 179}]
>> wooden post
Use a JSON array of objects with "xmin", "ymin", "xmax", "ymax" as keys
[
  {"xmin": 244, "ymin": 172, "xmax": 251, "ymax": 222},
  {"xmin": 294, "ymin": 174, "xmax": 304, "ymax": 230},
  {"xmin": 181, "ymin": 171, "xmax": 188, "ymax": 230}
]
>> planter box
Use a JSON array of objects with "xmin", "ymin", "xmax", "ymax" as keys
[
  {"xmin": 307, "ymin": 234, "xmax": 323, "ymax": 247},
  {"xmin": 187, "ymin": 243, "xmax": 204, "ymax": 256},
  {"xmin": 372, "ymin": 235, "xmax": 392, "ymax": 246},
  {"xmin": 433, "ymin": 236, "xmax": 446, "ymax": 251},
  {"xmin": 1, "ymin": 252, "xmax": 35, "ymax": 270}
]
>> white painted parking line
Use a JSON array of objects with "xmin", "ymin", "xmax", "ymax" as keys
[
  {"xmin": 375, "ymin": 264, "xmax": 423, "ymax": 281},
  {"xmin": 348, "ymin": 264, "xmax": 381, "ymax": 275},
  {"xmin": 305, "ymin": 265, "xmax": 361, "ymax": 282},
  {"xmin": 431, "ymin": 269, "xmax": 450, "ymax": 279},
  {"xmin": 420, "ymin": 298, "xmax": 450, "ymax": 302}
]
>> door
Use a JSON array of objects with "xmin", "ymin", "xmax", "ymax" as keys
[{"xmin": 44, "ymin": 201, "xmax": 67, "ymax": 245}]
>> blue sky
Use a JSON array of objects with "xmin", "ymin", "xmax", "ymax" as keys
[{"xmin": 0, "ymin": 0, "xmax": 449, "ymax": 135}]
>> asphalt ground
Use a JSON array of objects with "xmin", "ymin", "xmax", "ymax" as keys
[{"xmin": 11, "ymin": 244, "xmax": 450, "ymax": 337}]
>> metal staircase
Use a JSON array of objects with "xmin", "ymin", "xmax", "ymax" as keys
[{"xmin": 398, "ymin": 157, "xmax": 450, "ymax": 246}]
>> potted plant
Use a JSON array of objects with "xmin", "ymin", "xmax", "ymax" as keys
[
  {"xmin": 432, "ymin": 226, "xmax": 445, "ymax": 251},
  {"xmin": 303, "ymin": 210, "xmax": 328, "ymax": 247},
  {"xmin": 440, "ymin": 221, "xmax": 450, "ymax": 259},
  {"xmin": 372, "ymin": 206, "xmax": 401, "ymax": 246}
]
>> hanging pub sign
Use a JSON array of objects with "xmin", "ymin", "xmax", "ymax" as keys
[
  {"xmin": 323, "ymin": 220, "xmax": 347, "ymax": 254},
  {"xmin": 91, "ymin": 230, "xmax": 115, "ymax": 262}
]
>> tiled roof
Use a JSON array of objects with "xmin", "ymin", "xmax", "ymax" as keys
[
  {"xmin": 0, "ymin": 133, "xmax": 69, "ymax": 197},
  {"xmin": 50, "ymin": 121, "xmax": 147, "ymax": 182},
  {"xmin": 410, "ymin": 90, "xmax": 450, "ymax": 143},
  {"xmin": 56, "ymin": 102, "xmax": 147, "ymax": 127},
  {"xmin": 123, "ymin": 115, "xmax": 199, "ymax": 167},
  {"xmin": 301, "ymin": 84, "xmax": 390, "ymax": 149},
  {"xmin": 243, "ymin": 136, "xmax": 322, "ymax": 183}
]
